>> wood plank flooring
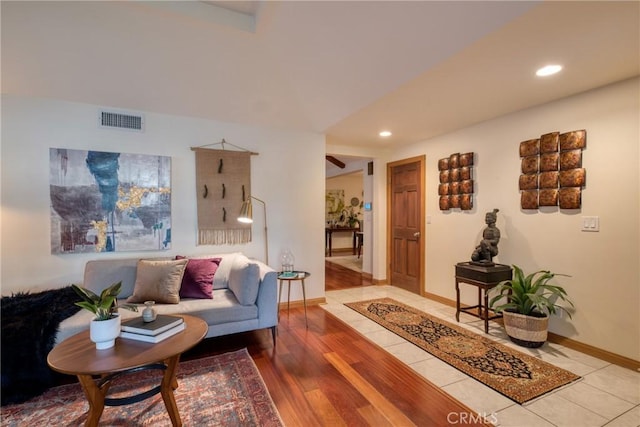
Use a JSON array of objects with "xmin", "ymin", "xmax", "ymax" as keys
[
  {"xmin": 325, "ymin": 258, "xmax": 370, "ymax": 290},
  {"xmin": 53, "ymin": 260, "xmax": 487, "ymax": 425},
  {"xmin": 185, "ymin": 304, "xmax": 487, "ymax": 426},
  {"xmin": 181, "ymin": 262, "xmax": 488, "ymax": 426}
]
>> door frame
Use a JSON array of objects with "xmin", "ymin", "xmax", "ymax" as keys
[{"xmin": 386, "ymin": 155, "xmax": 426, "ymax": 296}]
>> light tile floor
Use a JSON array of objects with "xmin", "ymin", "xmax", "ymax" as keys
[{"xmin": 321, "ymin": 286, "xmax": 640, "ymax": 427}]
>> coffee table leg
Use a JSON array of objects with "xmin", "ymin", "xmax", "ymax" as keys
[
  {"xmin": 77, "ymin": 374, "xmax": 107, "ymax": 427},
  {"xmin": 161, "ymin": 355, "xmax": 182, "ymax": 426}
]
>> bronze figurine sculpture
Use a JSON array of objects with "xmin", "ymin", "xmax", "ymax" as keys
[{"xmin": 471, "ymin": 208, "xmax": 501, "ymax": 266}]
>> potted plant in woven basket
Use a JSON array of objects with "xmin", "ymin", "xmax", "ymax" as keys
[
  {"xmin": 72, "ymin": 281, "xmax": 138, "ymax": 350},
  {"xmin": 489, "ymin": 265, "xmax": 574, "ymax": 348}
]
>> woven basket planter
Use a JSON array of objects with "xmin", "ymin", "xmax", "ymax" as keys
[{"xmin": 502, "ymin": 310, "xmax": 549, "ymax": 348}]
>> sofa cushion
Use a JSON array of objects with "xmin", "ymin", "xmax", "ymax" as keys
[
  {"xmin": 176, "ymin": 256, "xmax": 221, "ymax": 299},
  {"xmin": 210, "ymin": 252, "xmax": 241, "ymax": 290},
  {"xmin": 228, "ymin": 254, "xmax": 260, "ymax": 306},
  {"xmin": 127, "ymin": 259, "xmax": 188, "ymax": 304}
]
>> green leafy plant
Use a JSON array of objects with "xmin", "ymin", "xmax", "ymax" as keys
[
  {"xmin": 72, "ymin": 281, "xmax": 138, "ymax": 321},
  {"xmin": 489, "ymin": 265, "xmax": 574, "ymax": 318}
]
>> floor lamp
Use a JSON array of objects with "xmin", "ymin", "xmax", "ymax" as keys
[{"xmin": 237, "ymin": 196, "xmax": 269, "ymax": 265}]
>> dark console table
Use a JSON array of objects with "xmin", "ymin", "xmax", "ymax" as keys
[
  {"xmin": 325, "ymin": 227, "xmax": 359, "ymax": 257},
  {"xmin": 455, "ymin": 262, "xmax": 512, "ymax": 333}
]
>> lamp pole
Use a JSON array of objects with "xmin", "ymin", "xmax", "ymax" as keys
[{"xmin": 238, "ymin": 195, "xmax": 269, "ymax": 265}]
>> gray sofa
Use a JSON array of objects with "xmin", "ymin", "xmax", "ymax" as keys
[{"xmin": 55, "ymin": 252, "xmax": 278, "ymax": 345}]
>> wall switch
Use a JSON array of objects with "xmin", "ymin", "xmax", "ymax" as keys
[
  {"xmin": 581, "ymin": 216, "xmax": 600, "ymax": 232},
  {"xmin": 426, "ymin": 215, "xmax": 431, "ymax": 224}
]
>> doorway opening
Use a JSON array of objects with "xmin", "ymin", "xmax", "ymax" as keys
[{"xmin": 325, "ymin": 154, "xmax": 372, "ymax": 290}]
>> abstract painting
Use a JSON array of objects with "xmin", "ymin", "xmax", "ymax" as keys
[{"xmin": 50, "ymin": 148, "xmax": 171, "ymax": 254}]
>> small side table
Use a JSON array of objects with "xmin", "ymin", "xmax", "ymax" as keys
[
  {"xmin": 455, "ymin": 262, "xmax": 512, "ymax": 333},
  {"xmin": 278, "ymin": 271, "xmax": 310, "ymax": 328}
]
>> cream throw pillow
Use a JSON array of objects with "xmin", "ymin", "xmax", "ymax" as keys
[{"xmin": 127, "ymin": 259, "xmax": 188, "ymax": 304}]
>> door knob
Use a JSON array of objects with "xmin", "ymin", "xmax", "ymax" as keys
[{"xmin": 413, "ymin": 232, "xmax": 421, "ymax": 238}]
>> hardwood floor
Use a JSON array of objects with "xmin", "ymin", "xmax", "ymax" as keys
[
  {"xmin": 182, "ymin": 262, "xmax": 488, "ymax": 426},
  {"xmin": 54, "ymin": 262, "xmax": 487, "ymax": 425},
  {"xmin": 325, "ymin": 258, "xmax": 371, "ymax": 290},
  {"xmin": 184, "ymin": 305, "xmax": 487, "ymax": 426}
]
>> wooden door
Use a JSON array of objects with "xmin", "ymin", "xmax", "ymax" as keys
[{"xmin": 388, "ymin": 157, "xmax": 425, "ymax": 295}]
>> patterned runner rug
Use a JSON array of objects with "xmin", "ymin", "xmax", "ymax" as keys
[
  {"xmin": 1, "ymin": 348, "xmax": 283, "ymax": 426},
  {"xmin": 346, "ymin": 298, "xmax": 580, "ymax": 404}
]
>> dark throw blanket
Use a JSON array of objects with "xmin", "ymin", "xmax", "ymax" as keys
[{"xmin": 1, "ymin": 286, "xmax": 81, "ymax": 406}]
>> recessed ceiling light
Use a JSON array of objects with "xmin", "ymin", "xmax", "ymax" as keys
[
  {"xmin": 536, "ymin": 65, "xmax": 562, "ymax": 77},
  {"xmin": 379, "ymin": 131, "xmax": 392, "ymax": 137}
]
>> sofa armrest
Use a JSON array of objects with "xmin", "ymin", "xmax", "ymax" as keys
[{"xmin": 254, "ymin": 261, "xmax": 278, "ymax": 329}]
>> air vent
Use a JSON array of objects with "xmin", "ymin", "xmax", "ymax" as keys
[{"xmin": 99, "ymin": 110, "xmax": 144, "ymax": 132}]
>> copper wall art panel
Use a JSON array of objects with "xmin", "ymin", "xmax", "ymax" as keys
[
  {"xmin": 560, "ymin": 150, "xmax": 582, "ymax": 170},
  {"xmin": 521, "ymin": 190, "xmax": 539, "ymax": 209},
  {"xmin": 559, "ymin": 187, "xmax": 581, "ymax": 209},
  {"xmin": 539, "ymin": 153, "xmax": 559, "ymax": 172},
  {"xmin": 539, "ymin": 171, "xmax": 559, "ymax": 189},
  {"xmin": 518, "ymin": 129, "xmax": 586, "ymax": 210},
  {"xmin": 519, "ymin": 139, "xmax": 540, "ymax": 157},
  {"xmin": 460, "ymin": 167, "xmax": 472, "ymax": 181},
  {"xmin": 559, "ymin": 168, "xmax": 586, "ymax": 187},
  {"xmin": 439, "ymin": 196, "xmax": 450, "ymax": 210},
  {"xmin": 459, "ymin": 152, "xmax": 474, "ymax": 167},
  {"xmin": 540, "ymin": 132, "xmax": 559, "ymax": 153},
  {"xmin": 451, "ymin": 181, "xmax": 460, "ymax": 195},
  {"xmin": 449, "ymin": 153, "xmax": 460, "ymax": 168},
  {"xmin": 519, "ymin": 174, "xmax": 538, "ymax": 190},
  {"xmin": 539, "ymin": 189, "xmax": 559, "ymax": 206},
  {"xmin": 437, "ymin": 152, "xmax": 474, "ymax": 211},
  {"xmin": 460, "ymin": 194, "xmax": 473, "ymax": 211},
  {"xmin": 559, "ymin": 130, "xmax": 586, "ymax": 151},
  {"xmin": 460, "ymin": 180, "xmax": 474, "ymax": 194},
  {"xmin": 521, "ymin": 156, "xmax": 539, "ymax": 174}
]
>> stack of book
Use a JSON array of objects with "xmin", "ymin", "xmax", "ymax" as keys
[{"xmin": 120, "ymin": 314, "xmax": 185, "ymax": 343}]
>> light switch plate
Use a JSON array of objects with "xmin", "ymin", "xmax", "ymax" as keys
[{"xmin": 581, "ymin": 216, "xmax": 600, "ymax": 232}]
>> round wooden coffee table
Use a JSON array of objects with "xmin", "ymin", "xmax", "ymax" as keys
[{"xmin": 47, "ymin": 314, "xmax": 207, "ymax": 427}]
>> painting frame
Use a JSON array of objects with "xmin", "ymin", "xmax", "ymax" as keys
[{"xmin": 50, "ymin": 148, "xmax": 172, "ymax": 254}]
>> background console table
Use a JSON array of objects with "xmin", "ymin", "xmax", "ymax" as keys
[
  {"xmin": 325, "ymin": 227, "xmax": 359, "ymax": 257},
  {"xmin": 455, "ymin": 262, "xmax": 512, "ymax": 333}
]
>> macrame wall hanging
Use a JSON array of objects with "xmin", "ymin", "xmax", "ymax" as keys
[{"xmin": 191, "ymin": 140, "xmax": 257, "ymax": 245}]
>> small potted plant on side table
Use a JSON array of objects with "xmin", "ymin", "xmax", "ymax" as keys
[
  {"xmin": 489, "ymin": 265, "xmax": 574, "ymax": 348},
  {"xmin": 72, "ymin": 281, "xmax": 138, "ymax": 350}
]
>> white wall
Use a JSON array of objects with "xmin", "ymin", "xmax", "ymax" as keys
[
  {"xmin": 0, "ymin": 95, "xmax": 327, "ymax": 304},
  {"xmin": 391, "ymin": 78, "xmax": 639, "ymax": 360}
]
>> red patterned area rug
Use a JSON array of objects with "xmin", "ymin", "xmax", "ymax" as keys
[
  {"xmin": 1, "ymin": 348, "xmax": 283, "ymax": 426},
  {"xmin": 346, "ymin": 298, "xmax": 580, "ymax": 404}
]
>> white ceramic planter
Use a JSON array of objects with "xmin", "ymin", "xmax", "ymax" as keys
[{"xmin": 90, "ymin": 314, "xmax": 121, "ymax": 350}]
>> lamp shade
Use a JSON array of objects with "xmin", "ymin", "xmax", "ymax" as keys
[{"xmin": 238, "ymin": 199, "xmax": 253, "ymax": 223}]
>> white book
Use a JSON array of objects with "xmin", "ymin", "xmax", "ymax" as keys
[
  {"xmin": 121, "ymin": 314, "xmax": 184, "ymax": 336},
  {"xmin": 119, "ymin": 322, "xmax": 186, "ymax": 343}
]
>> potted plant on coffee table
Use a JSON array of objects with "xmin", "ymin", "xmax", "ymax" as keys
[
  {"xmin": 489, "ymin": 265, "xmax": 574, "ymax": 348},
  {"xmin": 72, "ymin": 281, "xmax": 138, "ymax": 350}
]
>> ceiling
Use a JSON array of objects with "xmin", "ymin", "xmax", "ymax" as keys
[{"xmin": 2, "ymin": 1, "xmax": 638, "ymax": 152}]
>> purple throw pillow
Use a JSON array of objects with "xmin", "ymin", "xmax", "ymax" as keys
[{"xmin": 176, "ymin": 257, "xmax": 221, "ymax": 299}]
